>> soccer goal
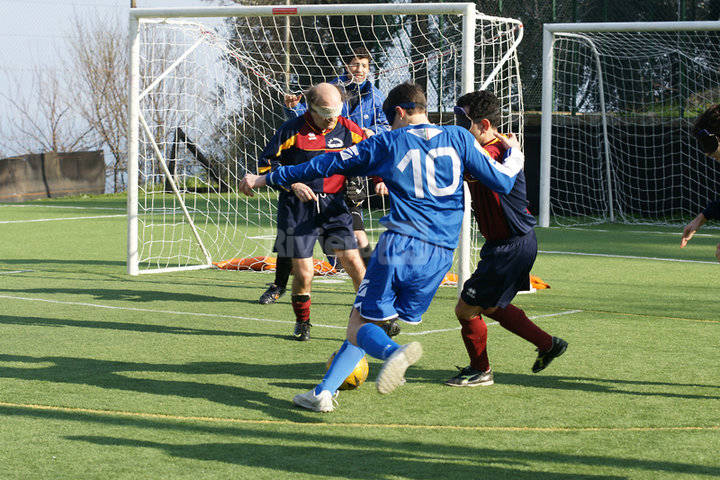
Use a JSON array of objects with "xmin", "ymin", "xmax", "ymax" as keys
[
  {"xmin": 127, "ymin": 3, "xmax": 524, "ymax": 291},
  {"xmin": 539, "ymin": 21, "xmax": 720, "ymax": 227}
]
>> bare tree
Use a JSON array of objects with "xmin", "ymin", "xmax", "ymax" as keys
[
  {"xmin": 66, "ymin": 13, "xmax": 128, "ymax": 193},
  {"xmin": 0, "ymin": 68, "xmax": 97, "ymax": 155}
]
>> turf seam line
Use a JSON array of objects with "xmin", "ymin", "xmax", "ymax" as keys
[
  {"xmin": 539, "ymin": 250, "xmax": 720, "ymax": 265},
  {"xmin": 0, "ymin": 215, "xmax": 125, "ymax": 224},
  {"xmin": 0, "ymin": 402, "xmax": 717, "ymax": 432}
]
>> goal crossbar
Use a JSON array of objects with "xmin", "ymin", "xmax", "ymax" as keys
[{"xmin": 540, "ymin": 20, "xmax": 720, "ymax": 227}]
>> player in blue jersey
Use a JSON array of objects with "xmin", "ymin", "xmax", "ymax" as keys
[
  {"xmin": 239, "ymin": 82, "xmax": 525, "ymax": 412},
  {"xmin": 445, "ymin": 91, "xmax": 567, "ymax": 388},
  {"xmin": 681, "ymin": 104, "xmax": 720, "ymax": 262}
]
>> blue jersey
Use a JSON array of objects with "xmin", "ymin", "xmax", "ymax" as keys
[{"xmin": 266, "ymin": 124, "xmax": 524, "ymax": 249}]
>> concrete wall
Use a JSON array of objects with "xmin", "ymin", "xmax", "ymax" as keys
[{"xmin": 0, "ymin": 151, "xmax": 105, "ymax": 202}]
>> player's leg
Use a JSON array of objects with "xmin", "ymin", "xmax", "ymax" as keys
[
  {"xmin": 350, "ymin": 204, "xmax": 374, "ymax": 266},
  {"xmin": 259, "ymin": 255, "xmax": 291, "ymax": 304},
  {"xmin": 465, "ymin": 230, "xmax": 566, "ymax": 373},
  {"xmin": 366, "ymin": 232, "xmax": 452, "ymax": 394},
  {"xmin": 333, "ymin": 248, "xmax": 365, "ymax": 291},
  {"xmin": 291, "ymin": 257, "xmax": 314, "ymax": 341},
  {"xmin": 445, "ymin": 298, "xmax": 494, "ymax": 387}
]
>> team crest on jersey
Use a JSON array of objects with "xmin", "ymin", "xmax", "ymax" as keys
[
  {"xmin": 308, "ymin": 133, "xmax": 316, "ymax": 140},
  {"xmin": 408, "ymin": 127, "xmax": 443, "ymax": 141},
  {"xmin": 327, "ymin": 137, "xmax": 345, "ymax": 149}
]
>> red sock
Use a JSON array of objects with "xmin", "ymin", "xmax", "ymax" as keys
[
  {"xmin": 291, "ymin": 294, "xmax": 311, "ymax": 323},
  {"xmin": 487, "ymin": 304, "xmax": 552, "ymax": 351},
  {"xmin": 459, "ymin": 315, "xmax": 489, "ymax": 372}
]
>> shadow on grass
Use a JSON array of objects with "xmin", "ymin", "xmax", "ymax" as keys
[
  {"xmin": 1, "ymin": 403, "xmax": 712, "ymax": 479},
  {"xmin": 0, "ymin": 286, "xmax": 253, "ymax": 304},
  {"xmin": 68, "ymin": 435, "xmax": 626, "ymax": 480},
  {"xmin": 0, "ymin": 315, "xmax": 294, "ymax": 339},
  {"xmin": 0, "ymin": 353, "xmax": 330, "ymax": 422},
  {"xmin": 0, "ymin": 314, "xmax": 343, "ymax": 342},
  {"xmin": 410, "ymin": 368, "xmax": 720, "ymax": 401}
]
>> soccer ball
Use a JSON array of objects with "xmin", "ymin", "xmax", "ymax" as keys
[{"xmin": 326, "ymin": 351, "xmax": 369, "ymax": 390}]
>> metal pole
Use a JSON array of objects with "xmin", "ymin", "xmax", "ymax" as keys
[
  {"xmin": 457, "ymin": 3, "xmax": 475, "ymax": 295},
  {"xmin": 539, "ymin": 26, "xmax": 554, "ymax": 228},
  {"xmin": 127, "ymin": 14, "xmax": 140, "ymax": 275}
]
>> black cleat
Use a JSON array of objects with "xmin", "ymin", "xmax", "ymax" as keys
[
  {"xmin": 445, "ymin": 366, "xmax": 494, "ymax": 387},
  {"xmin": 381, "ymin": 319, "xmax": 401, "ymax": 338},
  {"xmin": 293, "ymin": 321, "xmax": 311, "ymax": 341},
  {"xmin": 259, "ymin": 283, "xmax": 286, "ymax": 305},
  {"xmin": 532, "ymin": 336, "xmax": 568, "ymax": 373}
]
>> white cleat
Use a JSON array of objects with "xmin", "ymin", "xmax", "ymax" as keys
[
  {"xmin": 376, "ymin": 342, "xmax": 422, "ymax": 394},
  {"xmin": 292, "ymin": 389, "xmax": 336, "ymax": 412}
]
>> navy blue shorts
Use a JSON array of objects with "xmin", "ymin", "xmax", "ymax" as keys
[
  {"xmin": 353, "ymin": 231, "xmax": 453, "ymax": 323},
  {"xmin": 460, "ymin": 230, "xmax": 537, "ymax": 309},
  {"xmin": 274, "ymin": 191, "xmax": 357, "ymax": 259}
]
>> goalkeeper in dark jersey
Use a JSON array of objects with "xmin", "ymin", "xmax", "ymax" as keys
[{"xmin": 681, "ymin": 104, "xmax": 720, "ymax": 262}]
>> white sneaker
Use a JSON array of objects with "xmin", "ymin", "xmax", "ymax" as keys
[
  {"xmin": 292, "ymin": 389, "xmax": 336, "ymax": 412},
  {"xmin": 376, "ymin": 342, "xmax": 422, "ymax": 394}
]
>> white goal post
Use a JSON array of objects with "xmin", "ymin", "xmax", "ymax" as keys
[
  {"xmin": 127, "ymin": 3, "xmax": 524, "ymax": 292},
  {"xmin": 540, "ymin": 21, "xmax": 720, "ymax": 227}
]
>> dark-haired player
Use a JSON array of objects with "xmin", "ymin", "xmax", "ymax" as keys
[
  {"xmin": 444, "ymin": 90, "xmax": 567, "ymax": 388},
  {"xmin": 240, "ymin": 82, "xmax": 526, "ymax": 412},
  {"xmin": 681, "ymin": 104, "xmax": 720, "ymax": 262}
]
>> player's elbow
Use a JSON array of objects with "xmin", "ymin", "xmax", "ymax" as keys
[{"xmin": 496, "ymin": 179, "xmax": 515, "ymax": 195}]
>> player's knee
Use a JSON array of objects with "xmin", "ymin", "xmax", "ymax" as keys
[{"xmin": 455, "ymin": 300, "xmax": 478, "ymax": 321}]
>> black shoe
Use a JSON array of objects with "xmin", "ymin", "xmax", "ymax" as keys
[
  {"xmin": 532, "ymin": 336, "xmax": 568, "ymax": 373},
  {"xmin": 381, "ymin": 319, "xmax": 401, "ymax": 338},
  {"xmin": 445, "ymin": 366, "xmax": 494, "ymax": 387},
  {"xmin": 259, "ymin": 283, "xmax": 286, "ymax": 305},
  {"xmin": 293, "ymin": 321, "xmax": 311, "ymax": 341}
]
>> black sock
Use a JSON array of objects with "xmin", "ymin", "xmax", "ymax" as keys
[
  {"xmin": 359, "ymin": 244, "xmax": 373, "ymax": 266},
  {"xmin": 274, "ymin": 256, "xmax": 292, "ymax": 290}
]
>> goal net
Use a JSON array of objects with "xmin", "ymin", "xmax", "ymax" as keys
[
  {"xmin": 540, "ymin": 22, "xmax": 720, "ymax": 227},
  {"xmin": 128, "ymin": 3, "xmax": 524, "ymax": 287}
]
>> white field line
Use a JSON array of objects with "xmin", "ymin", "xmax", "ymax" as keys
[
  {"xmin": 0, "ymin": 294, "xmax": 579, "ymax": 335},
  {"xmin": 0, "ymin": 270, "xmax": 33, "ymax": 275},
  {"xmin": 0, "ymin": 205, "xmax": 125, "ymax": 211},
  {"xmin": 545, "ymin": 226, "xmax": 718, "ymax": 236},
  {"xmin": 539, "ymin": 250, "xmax": 719, "ymax": 265},
  {"xmin": 403, "ymin": 310, "xmax": 583, "ymax": 336},
  {"xmin": 0, "ymin": 215, "xmax": 125, "ymax": 224},
  {"xmin": 0, "ymin": 294, "xmax": 345, "ymax": 330}
]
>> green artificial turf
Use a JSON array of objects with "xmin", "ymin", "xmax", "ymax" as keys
[{"xmin": 0, "ymin": 196, "xmax": 718, "ymax": 479}]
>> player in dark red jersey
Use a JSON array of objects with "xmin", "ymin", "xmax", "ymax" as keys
[
  {"xmin": 445, "ymin": 90, "xmax": 567, "ymax": 387},
  {"xmin": 681, "ymin": 103, "xmax": 720, "ymax": 262},
  {"xmin": 258, "ymin": 83, "xmax": 366, "ymax": 341}
]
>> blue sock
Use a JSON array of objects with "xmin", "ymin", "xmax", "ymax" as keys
[
  {"xmin": 315, "ymin": 340, "xmax": 365, "ymax": 395},
  {"xmin": 356, "ymin": 323, "xmax": 400, "ymax": 361}
]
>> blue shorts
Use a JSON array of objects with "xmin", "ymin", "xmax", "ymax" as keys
[
  {"xmin": 274, "ymin": 191, "xmax": 357, "ymax": 258},
  {"xmin": 353, "ymin": 231, "xmax": 453, "ymax": 324},
  {"xmin": 460, "ymin": 229, "xmax": 537, "ymax": 309}
]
